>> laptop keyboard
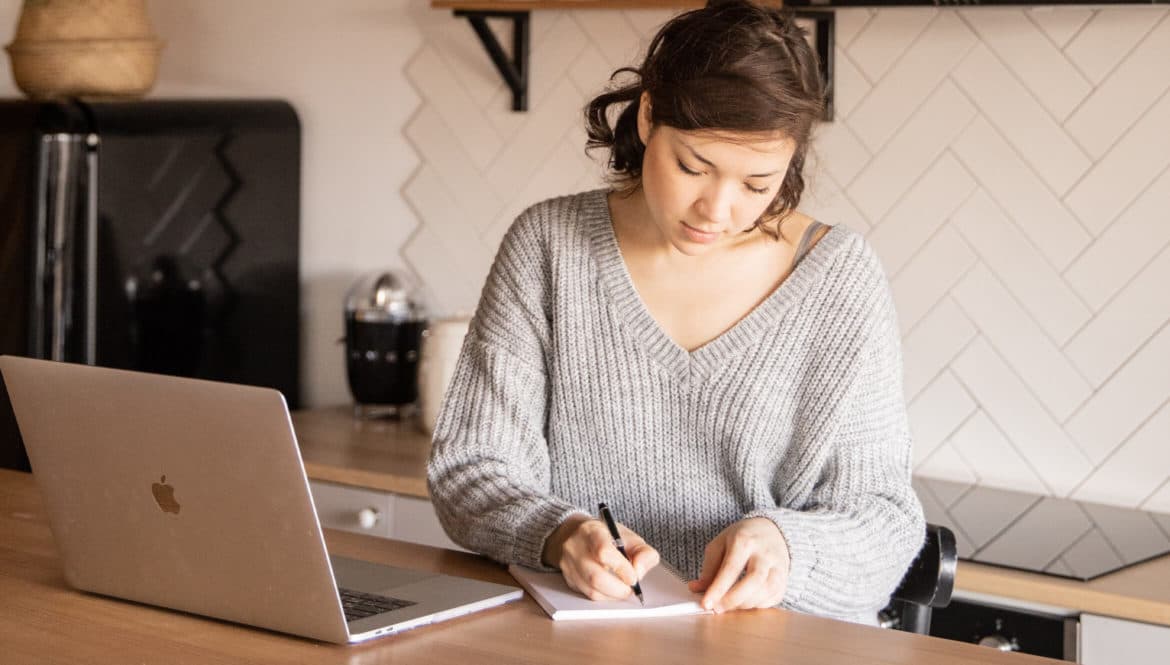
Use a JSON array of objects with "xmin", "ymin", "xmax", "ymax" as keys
[{"xmin": 339, "ymin": 587, "xmax": 416, "ymax": 622}]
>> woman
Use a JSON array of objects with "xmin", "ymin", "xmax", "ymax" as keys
[{"xmin": 427, "ymin": 0, "xmax": 924, "ymax": 626}]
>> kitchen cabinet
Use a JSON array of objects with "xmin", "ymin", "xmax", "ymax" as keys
[
  {"xmin": 309, "ymin": 479, "xmax": 466, "ymax": 552},
  {"xmin": 1080, "ymin": 614, "xmax": 1170, "ymax": 665}
]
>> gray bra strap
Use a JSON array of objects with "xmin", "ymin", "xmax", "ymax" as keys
[{"xmin": 793, "ymin": 220, "xmax": 826, "ymax": 266}]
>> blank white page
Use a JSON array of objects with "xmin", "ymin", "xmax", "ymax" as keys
[{"xmin": 508, "ymin": 562, "xmax": 712, "ymax": 621}]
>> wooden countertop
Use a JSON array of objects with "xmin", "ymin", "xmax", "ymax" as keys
[
  {"xmin": 294, "ymin": 406, "xmax": 1170, "ymax": 627},
  {"xmin": 1, "ymin": 468, "xmax": 1061, "ymax": 664},
  {"xmin": 293, "ymin": 406, "xmax": 431, "ymax": 498}
]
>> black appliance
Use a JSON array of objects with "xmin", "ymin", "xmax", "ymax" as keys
[
  {"xmin": 914, "ymin": 477, "xmax": 1170, "ymax": 580},
  {"xmin": 910, "ymin": 476, "xmax": 1170, "ymax": 660},
  {"xmin": 930, "ymin": 598, "xmax": 1079, "ymax": 661},
  {"xmin": 0, "ymin": 99, "xmax": 301, "ymax": 472},
  {"xmin": 343, "ymin": 270, "xmax": 426, "ymax": 418}
]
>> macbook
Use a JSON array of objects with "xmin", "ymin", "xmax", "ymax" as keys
[{"xmin": 0, "ymin": 355, "xmax": 522, "ymax": 644}]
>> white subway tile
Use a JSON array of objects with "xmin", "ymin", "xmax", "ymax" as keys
[
  {"xmin": 848, "ymin": 12, "xmax": 977, "ymax": 153},
  {"xmin": 951, "ymin": 118, "xmax": 1090, "ymax": 271},
  {"xmin": 950, "ymin": 190, "xmax": 1090, "ymax": 345},
  {"xmin": 835, "ymin": 9, "xmax": 875, "ymax": 48},
  {"xmin": 621, "ymin": 9, "xmax": 675, "ymax": 39},
  {"xmin": 951, "ymin": 264, "xmax": 1091, "ymax": 421},
  {"xmin": 1027, "ymin": 7, "xmax": 1094, "ymax": 48},
  {"xmin": 916, "ymin": 446, "xmax": 979, "ymax": 502},
  {"xmin": 847, "ymin": 8, "xmax": 937, "ymax": 84},
  {"xmin": 403, "ymin": 166, "xmax": 494, "ymax": 294},
  {"xmin": 867, "ymin": 153, "xmax": 976, "ymax": 275},
  {"xmin": 1064, "ymin": 168, "xmax": 1170, "ymax": 310},
  {"xmin": 572, "ymin": 10, "xmax": 642, "ymax": 69},
  {"xmin": 405, "ymin": 107, "xmax": 503, "ymax": 232},
  {"xmin": 960, "ymin": 8, "xmax": 1092, "ymax": 121},
  {"xmin": 832, "ymin": 48, "xmax": 871, "ymax": 121},
  {"xmin": 486, "ymin": 79, "xmax": 584, "ymax": 199},
  {"xmin": 403, "ymin": 226, "xmax": 483, "ymax": 316},
  {"xmin": 951, "ymin": 338, "xmax": 1093, "ymax": 496},
  {"xmin": 1066, "ymin": 323, "xmax": 1170, "ymax": 465},
  {"xmin": 891, "ymin": 227, "xmax": 977, "ymax": 334},
  {"xmin": 848, "ymin": 81, "xmax": 977, "ymax": 222},
  {"xmin": 1066, "ymin": 8, "xmax": 1168, "ymax": 84},
  {"xmin": 1140, "ymin": 481, "xmax": 1170, "ymax": 513},
  {"xmin": 1065, "ymin": 88, "xmax": 1170, "ymax": 235},
  {"xmin": 813, "ymin": 121, "xmax": 871, "ymax": 187},
  {"xmin": 569, "ymin": 45, "xmax": 614, "ymax": 100},
  {"xmin": 902, "ymin": 298, "xmax": 977, "ymax": 400},
  {"xmin": 802, "ymin": 172, "xmax": 872, "ymax": 235},
  {"xmin": 1064, "ymin": 16, "xmax": 1170, "ymax": 159},
  {"xmin": 951, "ymin": 411, "xmax": 1050, "ymax": 495},
  {"xmin": 909, "ymin": 371, "xmax": 977, "ymax": 466},
  {"xmin": 1074, "ymin": 406, "xmax": 1170, "ymax": 509},
  {"xmin": 407, "ymin": 45, "xmax": 503, "ymax": 171},
  {"xmin": 1066, "ymin": 246, "xmax": 1170, "ymax": 388},
  {"xmin": 951, "ymin": 43, "xmax": 1091, "ymax": 195}
]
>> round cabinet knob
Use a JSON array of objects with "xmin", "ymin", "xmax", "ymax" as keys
[
  {"xmin": 978, "ymin": 635, "xmax": 1019, "ymax": 652},
  {"xmin": 357, "ymin": 507, "xmax": 381, "ymax": 530}
]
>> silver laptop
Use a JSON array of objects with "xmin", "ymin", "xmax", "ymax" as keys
[{"xmin": 0, "ymin": 355, "xmax": 522, "ymax": 644}]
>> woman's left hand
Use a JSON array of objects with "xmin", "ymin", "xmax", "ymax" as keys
[{"xmin": 688, "ymin": 517, "xmax": 790, "ymax": 612}]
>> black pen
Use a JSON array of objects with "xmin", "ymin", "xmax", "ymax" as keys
[{"xmin": 598, "ymin": 502, "xmax": 644, "ymax": 605}]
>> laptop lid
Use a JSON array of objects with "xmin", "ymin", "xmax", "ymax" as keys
[{"xmin": 0, "ymin": 355, "xmax": 524, "ymax": 645}]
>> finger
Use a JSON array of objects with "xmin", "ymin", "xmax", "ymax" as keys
[
  {"xmin": 594, "ymin": 539, "xmax": 639, "ymax": 587},
  {"xmin": 582, "ymin": 558, "xmax": 637, "ymax": 600},
  {"xmin": 717, "ymin": 558, "xmax": 769, "ymax": 611},
  {"xmin": 702, "ymin": 543, "xmax": 751, "ymax": 611},
  {"xmin": 626, "ymin": 542, "xmax": 659, "ymax": 578},
  {"xmin": 692, "ymin": 537, "xmax": 726, "ymax": 593}
]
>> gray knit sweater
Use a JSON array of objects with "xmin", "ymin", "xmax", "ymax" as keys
[{"xmin": 427, "ymin": 188, "xmax": 925, "ymax": 624}]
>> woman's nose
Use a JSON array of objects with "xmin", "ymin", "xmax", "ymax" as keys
[{"xmin": 696, "ymin": 182, "xmax": 735, "ymax": 225}]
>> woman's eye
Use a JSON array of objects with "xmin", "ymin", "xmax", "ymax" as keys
[
  {"xmin": 746, "ymin": 184, "xmax": 770, "ymax": 195},
  {"xmin": 677, "ymin": 159, "xmax": 701, "ymax": 176}
]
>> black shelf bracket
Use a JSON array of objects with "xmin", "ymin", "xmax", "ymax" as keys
[
  {"xmin": 451, "ymin": 9, "xmax": 832, "ymax": 121},
  {"xmin": 794, "ymin": 10, "xmax": 835, "ymax": 122},
  {"xmin": 453, "ymin": 10, "xmax": 530, "ymax": 112}
]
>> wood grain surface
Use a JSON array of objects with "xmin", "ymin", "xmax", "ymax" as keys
[{"xmin": 0, "ymin": 468, "xmax": 1068, "ymax": 664}]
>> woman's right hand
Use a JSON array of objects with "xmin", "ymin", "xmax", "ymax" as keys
[{"xmin": 542, "ymin": 514, "xmax": 660, "ymax": 601}]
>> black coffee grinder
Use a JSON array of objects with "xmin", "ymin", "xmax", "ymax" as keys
[{"xmin": 344, "ymin": 270, "xmax": 427, "ymax": 419}]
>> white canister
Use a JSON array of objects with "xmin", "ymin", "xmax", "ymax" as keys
[{"xmin": 417, "ymin": 316, "xmax": 471, "ymax": 436}]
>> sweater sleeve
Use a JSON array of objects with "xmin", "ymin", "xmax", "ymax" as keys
[
  {"xmin": 426, "ymin": 209, "xmax": 587, "ymax": 570},
  {"xmin": 748, "ymin": 272, "xmax": 925, "ymax": 621}
]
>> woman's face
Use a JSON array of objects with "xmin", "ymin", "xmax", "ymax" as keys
[{"xmin": 636, "ymin": 92, "xmax": 797, "ymax": 256}]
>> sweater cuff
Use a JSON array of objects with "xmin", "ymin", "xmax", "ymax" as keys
[
  {"xmin": 512, "ymin": 501, "xmax": 592, "ymax": 571},
  {"xmin": 745, "ymin": 507, "xmax": 819, "ymax": 609}
]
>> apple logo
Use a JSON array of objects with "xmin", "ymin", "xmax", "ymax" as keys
[{"xmin": 151, "ymin": 475, "xmax": 181, "ymax": 515}]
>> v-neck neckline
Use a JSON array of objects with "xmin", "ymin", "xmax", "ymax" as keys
[{"xmin": 584, "ymin": 188, "xmax": 849, "ymax": 384}]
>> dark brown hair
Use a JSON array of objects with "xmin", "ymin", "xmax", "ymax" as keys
[{"xmin": 584, "ymin": 0, "xmax": 825, "ymax": 237}]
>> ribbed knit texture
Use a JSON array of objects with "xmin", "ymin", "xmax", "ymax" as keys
[{"xmin": 427, "ymin": 188, "xmax": 925, "ymax": 625}]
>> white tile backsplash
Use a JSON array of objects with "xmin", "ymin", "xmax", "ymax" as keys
[
  {"xmin": 960, "ymin": 8, "xmax": 1092, "ymax": 121},
  {"xmin": 1064, "ymin": 13, "xmax": 1170, "ymax": 159},
  {"xmin": 28, "ymin": 2, "xmax": 1162, "ymax": 511}
]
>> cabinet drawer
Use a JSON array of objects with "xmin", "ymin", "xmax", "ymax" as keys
[
  {"xmin": 309, "ymin": 480, "xmax": 393, "ymax": 538},
  {"xmin": 393, "ymin": 495, "xmax": 467, "ymax": 552}
]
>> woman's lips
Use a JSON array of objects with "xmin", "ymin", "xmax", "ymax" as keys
[{"xmin": 681, "ymin": 221, "xmax": 720, "ymax": 244}]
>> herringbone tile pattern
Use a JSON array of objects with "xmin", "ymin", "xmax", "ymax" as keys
[{"xmin": 402, "ymin": 7, "xmax": 1170, "ymax": 512}]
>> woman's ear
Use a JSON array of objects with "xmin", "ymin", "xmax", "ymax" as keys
[{"xmin": 636, "ymin": 90, "xmax": 652, "ymax": 145}]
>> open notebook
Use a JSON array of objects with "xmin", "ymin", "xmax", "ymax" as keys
[{"xmin": 508, "ymin": 562, "xmax": 712, "ymax": 621}]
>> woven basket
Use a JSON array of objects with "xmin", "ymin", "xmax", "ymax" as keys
[
  {"xmin": 7, "ymin": 38, "xmax": 162, "ymax": 99},
  {"xmin": 6, "ymin": 0, "xmax": 162, "ymax": 100}
]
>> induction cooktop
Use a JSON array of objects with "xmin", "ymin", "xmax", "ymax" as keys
[{"xmin": 913, "ymin": 477, "xmax": 1170, "ymax": 581}]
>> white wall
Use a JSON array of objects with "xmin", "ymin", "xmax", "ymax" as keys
[{"xmin": 3, "ymin": 2, "xmax": 1169, "ymax": 513}]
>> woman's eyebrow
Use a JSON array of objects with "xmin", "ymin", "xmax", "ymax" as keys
[{"xmin": 683, "ymin": 144, "xmax": 779, "ymax": 178}]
